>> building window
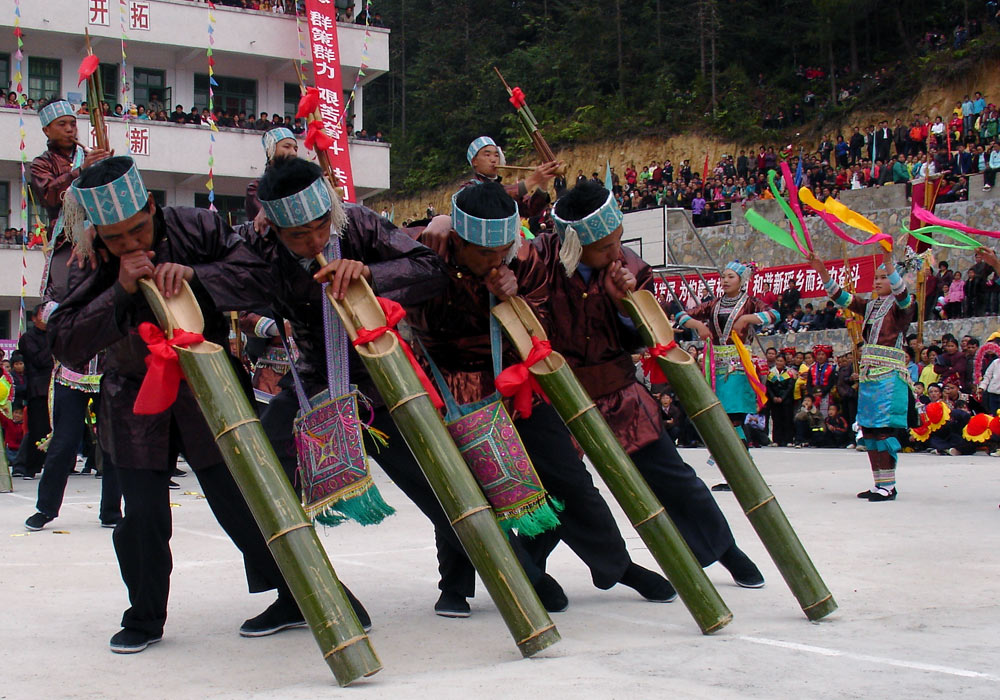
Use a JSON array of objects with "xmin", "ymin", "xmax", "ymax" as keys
[
  {"xmin": 133, "ymin": 68, "xmax": 168, "ymax": 113},
  {"xmin": 194, "ymin": 74, "xmax": 256, "ymax": 117},
  {"xmin": 0, "ymin": 310, "xmax": 11, "ymax": 339},
  {"xmin": 0, "ymin": 54, "xmax": 10, "ymax": 97},
  {"xmin": 98, "ymin": 63, "xmax": 119, "ymax": 111},
  {"xmin": 0, "ymin": 181, "xmax": 9, "ymax": 232},
  {"xmin": 27, "ymin": 57, "xmax": 61, "ymax": 102},
  {"xmin": 284, "ymin": 83, "xmax": 301, "ymax": 121},
  {"xmin": 194, "ymin": 193, "xmax": 246, "ymax": 226}
]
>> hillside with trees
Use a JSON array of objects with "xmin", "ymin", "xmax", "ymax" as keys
[{"xmin": 363, "ymin": 0, "xmax": 1000, "ymax": 203}]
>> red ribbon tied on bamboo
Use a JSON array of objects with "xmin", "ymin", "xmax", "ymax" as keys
[
  {"xmin": 353, "ymin": 297, "xmax": 444, "ymax": 410},
  {"xmin": 304, "ymin": 119, "xmax": 334, "ymax": 153},
  {"xmin": 133, "ymin": 322, "xmax": 205, "ymax": 415},
  {"xmin": 509, "ymin": 87, "xmax": 527, "ymax": 110},
  {"xmin": 295, "ymin": 87, "xmax": 320, "ymax": 119},
  {"xmin": 640, "ymin": 341, "xmax": 677, "ymax": 384},
  {"xmin": 495, "ymin": 336, "xmax": 552, "ymax": 418}
]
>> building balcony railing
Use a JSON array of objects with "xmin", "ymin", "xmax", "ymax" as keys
[
  {"xmin": 6, "ymin": 0, "xmax": 388, "ymax": 76},
  {"xmin": 0, "ymin": 111, "xmax": 390, "ymax": 209}
]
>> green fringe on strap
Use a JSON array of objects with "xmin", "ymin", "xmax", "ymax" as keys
[
  {"xmin": 315, "ymin": 484, "xmax": 396, "ymax": 527},
  {"xmin": 498, "ymin": 497, "xmax": 564, "ymax": 538}
]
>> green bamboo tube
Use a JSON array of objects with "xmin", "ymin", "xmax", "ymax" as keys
[
  {"xmin": 624, "ymin": 290, "xmax": 837, "ymax": 621},
  {"xmin": 0, "ymin": 423, "xmax": 12, "ymax": 493},
  {"xmin": 138, "ymin": 281, "xmax": 381, "ymax": 686},
  {"xmin": 492, "ymin": 298, "xmax": 732, "ymax": 635},
  {"xmin": 325, "ymin": 278, "xmax": 559, "ymax": 658}
]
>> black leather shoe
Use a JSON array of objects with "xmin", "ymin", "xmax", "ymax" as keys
[
  {"xmin": 109, "ymin": 628, "xmax": 162, "ymax": 654},
  {"xmin": 857, "ymin": 489, "xmax": 875, "ymax": 499},
  {"xmin": 868, "ymin": 487, "xmax": 897, "ymax": 502},
  {"xmin": 533, "ymin": 574, "xmax": 568, "ymax": 613},
  {"xmin": 434, "ymin": 591, "xmax": 471, "ymax": 618},
  {"xmin": 719, "ymin": 545, "xmax": 765, "ymax": 588},
  {"xmin": 240, "ymin": 596, "xmax": 307, "ymax": 637},
  {"xmin": 619, "ymin": 563, "xmax": 677, "ymax": 602}
]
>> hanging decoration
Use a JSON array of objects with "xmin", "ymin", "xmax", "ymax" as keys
[
  {"xmin": 14, "ymin": 0, "xmax": 28, "ymax": 333},
  {"xmin": 206, "ymin": 1, "xmax": 218, "ymax": 211},
  {"xmin": 119, "ymin": 0, "xmax": 131, "ymax": 151}
]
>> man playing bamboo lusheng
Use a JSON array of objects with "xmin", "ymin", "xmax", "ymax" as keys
[
  {"xmin": 466, "ymin": 136, "xmax": 559, "ymax": 218},
  {"xmin": 46, "ymin": 156, "xmax": 355, "ymax": 654},
  {"xmin": 808, "ymin": 245, "xmax": 916, "ymax": 502},
  {"xmin": 408, "ymin": 182, "xmax": 676, "ymax": 616},
  {"xmin": 534, "ymin": 181, "xmax": 765, "ymax": 588},
  {"xmin": 25, "ymin": 99, "xmax": 121, "ymax": 533}
]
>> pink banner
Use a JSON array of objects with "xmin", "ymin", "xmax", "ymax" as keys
[
  {"xmin": 654, "ymin": 255, "xmax": 880, "ymax": 308},
  {"xmin": 305, "ymin": 0, "xmax": 356, "ymax": 202}
]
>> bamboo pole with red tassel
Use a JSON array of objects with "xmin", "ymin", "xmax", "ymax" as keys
[{"xmin": 79, "ymin": 29, "xmax": 109, "ymax": 152}]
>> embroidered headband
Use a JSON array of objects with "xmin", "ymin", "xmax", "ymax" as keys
[
  {"xmin": 259, "ymin": 175, "xmax": 333, "ymax": 229},
  {"xmin": 451, "ymin": 189, "xmax": 522, "ymax": 261},
  {"xmin": 39, "ymin": 100, "xmax": 75, "ymax": 127},
  {"xmin": 725, "ymin": 261, "xmax": 752, "ymax": 286},
  {"xmin": 467, "ymin": 136, "xmax": 497, "ymax": 164},
  {"xmin": 262, "ymin": 127, "xmax": 297, "ymax": 160},
  {"xmin": 812, "ymin": 344, "xmax": 834, "ymax": 356},
  {"xmin": 551, "ymin": 189, "xmax": 623, "ymax": 275},
  {"xmin": 63, "ymin": 157, "xmax": 150, "ymax": 256}
]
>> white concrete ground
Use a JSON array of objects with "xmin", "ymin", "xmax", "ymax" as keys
[{"xmin": 2, "ymin": 446, "xmax": 999, "ymax": 699}]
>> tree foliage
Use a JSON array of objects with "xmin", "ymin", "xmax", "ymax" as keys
[{"xmin": 362, "ymin": 0, "xmax": 994, "ymax": 194}]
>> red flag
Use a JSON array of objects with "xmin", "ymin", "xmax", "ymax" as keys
[{"xmin": 77, "ymin": 54, "xmax": 99, "ymax": 87}]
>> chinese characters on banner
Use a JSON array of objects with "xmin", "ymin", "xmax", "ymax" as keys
[
  {"xmin": 130, "ymin": 1, "xmax": 151, "ymax": 31},
  {"xmin": 89, "ymin": 0, "xmax": 110, "ymax": 26},
  {"xmin": 652, "ymin": 255, "xmax": 880, "ymax": 307},
  {"xmin": 89, "ymin": 125, "xmax": 110, "ymax": 150},
  {"xmin": 304, "ymin": 0, "xmax": 356, "ymax": 202},
  {"xmin": 90, "ymin": 1, "xmax": 149, "ymax": 30},
  {"xmin": 127, "ymin": 126, "xmax": 150, "ymax": 156}
]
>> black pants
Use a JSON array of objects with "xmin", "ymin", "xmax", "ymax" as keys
[
  {"xmin": 629, "ymin": 429, "xmax": 735, "ymax": 567},
  {"xmin": 769, "ymin": 402, "xmax": 795, "ymax": 446},
  {"xmin": 514, "ymin": 403, "xmax": 632, "ymax": 589},
  {"xmin": 35, "ymin": 384, "xmax": 121, "ymax": 523},
  {"xmin": 260, "ymin": 387, "xmax": 541, "ymax": 598},
  {"xmin": 115, "ymin": 460, "xmax": 291, "ymax": 635},
  {"xmin": 22, "ymin": 396, "xmax": 50, "ymax": 476}
]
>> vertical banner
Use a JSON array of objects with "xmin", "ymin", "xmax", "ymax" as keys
[{"xmin": 304, "ymin": 0, "xmax": 356, "ymax": 202}]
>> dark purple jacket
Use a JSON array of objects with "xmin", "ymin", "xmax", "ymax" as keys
[
  {"xmin": 239, "ymin": 203, "xmax": 448, "ymax": 404},
  {"xmin": 48, "ymin": 206, "xmax": 272, "ymax": 471}
]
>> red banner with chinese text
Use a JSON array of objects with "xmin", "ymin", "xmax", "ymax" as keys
[
  {"xmin": 304, "ymin": 0, "xmax": 356, "ymax": 202},
  {"xmin": 654, "ymin": 255, "xmax": 881, "ymax": 307}
]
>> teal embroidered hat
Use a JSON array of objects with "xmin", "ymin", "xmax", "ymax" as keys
[
  {"xmin": 262, "ymin": 127, "xmax": 297, "ymax": 160},
  {"xmin": 259, "ymin": 174, "xmax": 332, "ymax": 229},
  {"xmin": 451, "ymin": 188, "xmax": 521, "ymax": 250},
  {"xmin": 39, "ymin": 100, "xmax": 75, "ymax": 127}
]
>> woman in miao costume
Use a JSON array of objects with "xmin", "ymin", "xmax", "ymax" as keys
[
  {"xmin": 807, "ymin": 244, "xmax": 915, "ymax": 502},
  {"xmin": 674, "ymin": 262, "xmax": 781, "ymax": 440}
]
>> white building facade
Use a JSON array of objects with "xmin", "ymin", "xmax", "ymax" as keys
[{"xmin": 0, "ymin": 0, "xmax": 390, "ymax": 339}]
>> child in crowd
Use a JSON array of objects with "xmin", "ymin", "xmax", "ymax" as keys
[
  {"xmin": 794, "ymin": 395, "xmax": 824, "ymax": 447},
  {"xmin": 0, "ymin": 399, "xmax": 26, "ymax": 464},
  {"xmin": 823, "ymin": 405, "xmax": 852, "ymax": 448}
]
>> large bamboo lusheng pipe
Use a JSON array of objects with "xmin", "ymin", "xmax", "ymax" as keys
[
  {"xmin": 321, "ymin": 275, "xmax": 560, "ymax": 658},
  {"xmin": 83, "ymin": 29, "xmax": 109, "ymax": 152},
  {"xmin": 137, "ymin": 280, "xmax": 381, "ymax": 686},
  {"xmin": 492, "ymin": 297, "xmax": 732, "ymax": 635},
  {"xmin": 623, "ymin": 289, "xmax": 837, "ymax": 622}
]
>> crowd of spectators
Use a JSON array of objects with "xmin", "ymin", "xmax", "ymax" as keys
[
  {"xmin": 575, "ymin": 88, "xmax": 997, "ymax": 229},
  {"xmin": 646, "ymin": 331, "xmax": 1000, "ymax": 458},
  {"xmin": 1, "ymin": 91, "xmax": 385, "ymax": 144},
  {"xmin": 200, "ymin": 0, "xmax": 385, "ymax": 26}
]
